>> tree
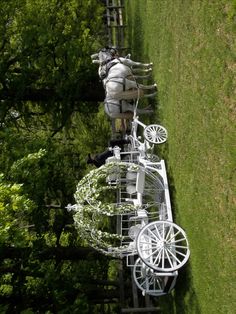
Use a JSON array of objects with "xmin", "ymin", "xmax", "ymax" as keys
[
  {"xmin": 0, "ymin": 169, "xmax": 116, "ymax": 313},
  {"xmin": 0, "ymin": 1, "xmax": 124, "ymax": 312},
  {"xmin": 0, "ymin": 0, "xmax": 105, "ymax": 127},
  {"xmin": 0, "ymin": 104, "xmax": 115, "ymax": 312}
]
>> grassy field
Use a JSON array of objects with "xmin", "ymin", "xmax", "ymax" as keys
[{"xmin": 126, "ymin": 1, "xmax": 236, "ymax": 313}]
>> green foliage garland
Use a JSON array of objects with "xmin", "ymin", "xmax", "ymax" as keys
[{"xmin": 72, "ymin": 162, "xmax": 140, "ymax": 256}]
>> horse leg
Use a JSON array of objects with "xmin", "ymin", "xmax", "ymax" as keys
[
  {"xmin": 124, "ymin": 79, "xmax": 157, "ymax": 93},
  {"xmin": 137, "ymin": 83, "xmax": 157, "ymax": 90},
  {"xmin": 137, "ymin": 83, "xmax": 157, "ymax": 97},
  {"xmin": 133, "ymin": 68, "xmax": 152, "ymax": 80},
  {"xmin": 123, "ymin": 59, "xmax": 153, "ymax": 68},
  {"xmin": 131, "ymin": 62, "xmax": 153, "ymax": 68},
  {"xmin": 137, "ymin": 108, "xmax": 153, "ymax": 114},
  {"xmin": 121, "ymin": 99, "xmax": 153, "ymax": 115},
  {"xmin": 126, "ymin": 68, "xmax": 152, "ymax": 81},
  {"xmin": 118, "ymin": 112, "xmax": 134, "ymax": 119},
  {"xmin": 143, "ymin": 91, "xmax": 157, "ymax": 98},
  {"xmin": 132, "ymin": 68, "xmax": 152, "ymax": 74},
  {"xmin": 120, "ymin": 116, "xmax": 132, "ymax": 134},
  {"xmin": 134, "ymin": 73, "xmax": 152, "ymax": 80}
]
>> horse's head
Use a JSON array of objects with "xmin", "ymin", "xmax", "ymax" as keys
[
  {"xmin": 97, "ymin": 48, "xmax": 113, "ymax": 65},
  {"xmin": 98, "ymin": 47, "xmax": 119, "ymax": 64}
]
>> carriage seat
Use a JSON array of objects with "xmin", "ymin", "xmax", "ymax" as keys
[
  {"xmin": 136, "ymin": 168, "xmax": 145, "ymax": 194},
  {"xmin": 125, "ymin": 168, "xmax": 145, "ymax": 194},
  {"xmin": 129, "ymin": 209, "xmax": 148, "ymax": 221},
  {"xmin": 106, "ymin": 156, "xmax": 119, "ymax": 164},
  {"xmin": 105, "ymin": 152, "xmax": 121, "ymax": 184}
]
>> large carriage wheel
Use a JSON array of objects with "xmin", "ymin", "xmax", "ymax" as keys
[
  {"xmin": 133, "ymin": 258, "xmax": 166, "ymax": 296},
  {"xmin": 137, "ymin": 221, "xmax": 190, "ymax": 272},
  {"xmin": 143, "ymin": 124, "xmax": 167, "ymax": 144}
]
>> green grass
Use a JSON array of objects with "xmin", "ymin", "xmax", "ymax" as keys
[{"xmin": 126, "ymin": 1, "xmax": 236, "ymax": 313}]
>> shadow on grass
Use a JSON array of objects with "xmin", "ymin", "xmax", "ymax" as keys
[
  {"xmin": 158, "ymin": 165, "xmax": 201, "ymax": 314},
  {"xmin": 175, "ymin": 265, "xmax": 201, "ymax": 314},
  {"xmin": 159, "ymin": 263, "xmax": 201, "ymax": 314}
]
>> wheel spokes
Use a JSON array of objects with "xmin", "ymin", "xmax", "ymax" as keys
[
  {"xmin": 144, "ymin": 124, "xmax": 168, "ymax": 144},
  {"xmin": 133, "ymin": 258, "xmax": 165, "ymax": 296},
  {"xmin": 137, "ymin": 221, "xmax": 190, "ymax": 271}
]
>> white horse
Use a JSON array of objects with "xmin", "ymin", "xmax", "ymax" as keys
[
  {"xmin": 91, "ymin": 51, "xmax": 153, "ymax": 80},
  {"xmin": 104, "ymin": 98, "xmax": 153, "ymax": 119},
  {"xmin": 91, "ymin": 48, "xmax": 157, "ymax": 100}
]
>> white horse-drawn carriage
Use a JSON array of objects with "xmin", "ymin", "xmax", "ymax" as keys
[{"xmin": 68, "ymin": 110, "xmax": 190, "ymax": 296}]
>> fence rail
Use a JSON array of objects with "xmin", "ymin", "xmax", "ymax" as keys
[{"xmin": 105, "ymin": 0, "xmax": 127, "ymax": 52}]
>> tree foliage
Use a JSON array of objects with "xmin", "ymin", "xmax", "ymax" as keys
[
  {"xmin": 0, "ymin": 175, "xmax": 35, "ymax": 246},
  {"xmin": 0, "ymin": 0, "xmax": 105, "ymax": 126},
  {"xmin": 0, "ymin": 107, "xmax": 117, "ymax": 313},
  {"xmin": 0, "ymin": 1, "xmax": 123, "ymax": 312}
]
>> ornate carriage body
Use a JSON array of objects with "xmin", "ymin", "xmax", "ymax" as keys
[{"xmin": 69, "ymin": 117, "xmax": 190, "ymax": 296}]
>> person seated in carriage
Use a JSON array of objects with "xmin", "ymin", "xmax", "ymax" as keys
[
  {"xmin": 87, "ymin": 150, "xmax": 113, "ymax": 168},
  {"xmin": 86, "ymin": 138, "xmax": 130, "ymax": 168}
]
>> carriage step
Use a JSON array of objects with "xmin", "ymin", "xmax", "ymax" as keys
[{"xmin": 136, "ymin": 168, "xmax": 145, "ymax": 193}]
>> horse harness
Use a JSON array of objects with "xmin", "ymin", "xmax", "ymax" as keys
[
  {"xmin": 102, "ymin": 57, "xmax": 134, "ymax": 114},
  {"xmin": 103, "ymin": 59, "xmax": 128, "ymax": 94},
  {"xmin": 104, "ymin": 98, "xmax": 123, "ymax": 114},
  {"xmin": 100, "ymin": 57, "xmax": 124, "ymax": 81}
]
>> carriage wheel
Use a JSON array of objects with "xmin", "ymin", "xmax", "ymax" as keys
[
  {"xmin": 137, "ymin": 221, "xmax": 190, "ymax": 272},
  {"xmin": 143, "ymin": 124, "xmax": 167, "ymax": 144},
  {"xmin": 146, "ymin": 153, "xmax": 160, "ymax": 162},
  {"xmin": 133, "ymin": 258, "xmax": 166, "ymax": 296}
]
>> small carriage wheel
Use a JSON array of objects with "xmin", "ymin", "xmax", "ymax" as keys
[
  {"xmin": 143, "ymin": 124, "xmax": 168, "ymax": 144},
  {"xmin": 137, "ymin": 221, "xmax": 190, "ymax": 272},
  {"xmin": 146, "ymin": 153, "xmax": 160, "ymax": 162},
  {"xmin": 133, "ymin": 258, "xmax": 166, "ymax": 296}
]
